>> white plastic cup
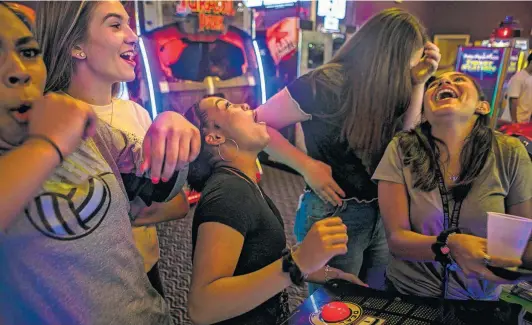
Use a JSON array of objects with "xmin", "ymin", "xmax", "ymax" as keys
[{"xmin": 487, "ymin": 212, "xmax": 532, "ymax": 261}]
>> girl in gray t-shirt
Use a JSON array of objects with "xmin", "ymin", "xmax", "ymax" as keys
[
  {"xmin": 0, "ymin": 4, "xmax": 196, "ymax": 324},
  {"xmin": 373, "ymin": 71, "xmax": 532, "ymax": 300}
]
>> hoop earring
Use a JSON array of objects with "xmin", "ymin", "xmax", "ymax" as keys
[{"xmin": 217, "ymin": 138, "xmax": 239, "ymax": 162}]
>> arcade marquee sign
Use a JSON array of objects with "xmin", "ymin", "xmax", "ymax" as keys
[{"xmin": 176, "ymin": 0, "xmax": 235, "ymax": 32}]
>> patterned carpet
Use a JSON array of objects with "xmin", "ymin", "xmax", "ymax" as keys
[{"xmin": 157, "ymin": 165, "xmax": 308, "ymax": 325}]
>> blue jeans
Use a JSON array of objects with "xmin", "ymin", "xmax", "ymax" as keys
[{"xmin": 294, "ymin": 191, "xmax": 389, "ymax": 294}]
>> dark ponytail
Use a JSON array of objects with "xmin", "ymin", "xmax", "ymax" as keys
[{"xmin": 186, "ymin": 103, "xmax": 215, "ymax": 192}]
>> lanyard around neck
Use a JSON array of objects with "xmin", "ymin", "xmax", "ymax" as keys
[{"xmin": 435, "ymin": 164, "xmax": 463, "ymax": 229}]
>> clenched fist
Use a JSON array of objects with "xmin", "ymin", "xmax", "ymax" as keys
[{"xmin": 292, "ymin": 217, "xmax": 348, "ymax": 275}]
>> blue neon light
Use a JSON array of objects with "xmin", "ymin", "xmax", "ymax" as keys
[
  {"xmin": 134, "ymin": 1, "xmax": 141, "ymax": 36},
  {"xmin": 118, "ymin": 82, "xmax": 130, "ymax": 100},
  {"xmin": 138, "ymin": 37, "xmax": 158, "ymax": 119},
  {"xmin": 253, "ymin": 40, "xmax": 267, "ymax": 104},
  {"xmin": 134, "ymin": 1, "xmax": 158, "ymax": 119}
]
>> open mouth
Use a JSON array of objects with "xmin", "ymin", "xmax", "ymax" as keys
[
  {"xmin": 119, "ymin": 50, "xmax": 137, "ymax": 66},
  {"xmin": 253, "ymin": 110, "xmax": 266, "ymax": 126},
  {"xmin": 9, "ymin": 104, "xmax": 32, "ymax": 123},
  {"xmin": 435, "ymin": 87, "xmax": 459, "ymax": 101}
]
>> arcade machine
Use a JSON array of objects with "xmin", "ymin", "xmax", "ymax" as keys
[
  {"xmin": 485, "ymin": 16, "xmax": 529, "ymax": 71},
  {"xmin": 294, "ymin": 0, "xmax": 353, "ymax": 154},
  {"xmin": 248, "ymin": 0, "xmax": 352, "ymax": 163},
  {"xmin": 245, "ymin": 0, "xmax": 310, "ymax": 165},
  {"xmin": 131, "ymin": 0, "xmax": 264, "ymax": 203},
  {"xmin": 283, "ymin": 279, "xmax": 531, "ymax": 325},
  {"xmin": 132, "ymin": 0, "xmax": 266, "ymax": 113},
  {"xmin": 458, "ymin": 16, "xmax": 530, "ymax": 126},
  {"xmin": 455, "ymin": 44, "xmax": 520, "ymax": 124},
  {"xmin": 299, "ymin": 0, "xmax": 349, "ymax": 76}
]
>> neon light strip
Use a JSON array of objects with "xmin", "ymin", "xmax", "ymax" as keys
[
  {"xmin": 134, "ymin": 0, "xmax": 141, "ymax": 36},
  {"xmin": 253, "ymin": 40, "xmax": 267, "ymax": 104},
  {"xmin": 297, "ymin": 30, "xmax": 302, "ymax": 77},
  {"xmin": 139, "ymin": 38, "xmax": 158, "ymax": 119},
  {"xmin": 134, "ymin": 1, "xmax": 158, "ymax": 118}
]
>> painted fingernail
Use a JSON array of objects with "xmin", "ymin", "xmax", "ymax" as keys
[
  {"xmin": 152, "ymin": 177, "xmax": 159, "ymax": 184},
  {"xmin": 162, "ymin": 177, "xmax": 168, "ymax": 183}
]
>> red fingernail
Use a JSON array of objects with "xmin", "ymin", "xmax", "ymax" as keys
[
  {"xmin": 162, "ymin": 178, "xmax": 168, "ymax": 183},
  {"xmin": 152, "ymin": 178, "xmax": 159, "ymax": 184}
]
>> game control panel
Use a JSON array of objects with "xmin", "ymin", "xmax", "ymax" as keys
[{"xmin": 309, "ymin": 301, "xmax": 386, "ymax": 324}]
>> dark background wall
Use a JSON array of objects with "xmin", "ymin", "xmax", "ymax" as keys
[
  {"xmin": 12, "ymin": 1, "xmax": 532, "ymax": 43},
  {"xmin": 349, "ymin": 1, "xmax": 532, "ymax": 42}
]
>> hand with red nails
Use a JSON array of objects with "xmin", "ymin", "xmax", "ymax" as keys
[
  {"xmin": 411, "ymin": 42, "xmax": 441, "ymax": 86},
  {"xmin": 140, "ymin": 111, "xmax": 201, "ymax": 183}
]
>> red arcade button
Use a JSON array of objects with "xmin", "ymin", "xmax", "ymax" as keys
[{"xmin": 321, "ymin": 302, "xmax": 351, "ymax": 323}]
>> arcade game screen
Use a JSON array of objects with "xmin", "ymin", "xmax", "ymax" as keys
[{"xmin": 166, "ymin": 39, "xmax": 246, "ymax": 82}]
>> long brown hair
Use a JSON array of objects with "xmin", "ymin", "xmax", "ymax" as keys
[
  {"xmin": 36, "ymin": 1, "xmax": 120, "ymax": 95},
  {"xmin": 311, "ymin": 8, "xmax": 428, "ymax": 172}
]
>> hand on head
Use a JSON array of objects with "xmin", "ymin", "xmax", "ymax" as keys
[{"xmin": 411, "ymin": 42, "xmax": 441, "ymax": 86}]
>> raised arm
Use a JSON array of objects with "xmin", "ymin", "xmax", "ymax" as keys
[
  {"xmin": 256, "ymin": 85, "xmax": 345, "ymax": 205},
  {"xmin": 97, "ymin": 115, "xmax": 190, "ymax": 209},
  {"xmin": 1, "ymin": 93, "xmax": 96, "ymax": 233},
  {"xmin": 406, "ymin": 42, "xmax": 441, "ymax": 130},
  {"xmin": 255, "ymin": 87, "xmax": 314, "ymax": 171},
  {"xmin": 403, "ymin": 84, "xmax": 424, "ymax": 130}
]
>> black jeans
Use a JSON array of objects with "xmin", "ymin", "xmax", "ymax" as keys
[{"xmin": 147, "ymin": 262, "xmax": 165, "ymax": 298}]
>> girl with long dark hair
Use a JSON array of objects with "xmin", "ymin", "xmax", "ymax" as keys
[
  {"xmin": 254, "ymin": 8, "xmax": 441, "ymax": 291},
  {"xmin": 373, "ymin": 72, "xmax": 532, "ymax": 299},
  {"xmin": 186, "ymin": 97, "xmax": 365, "ymax": 325}
]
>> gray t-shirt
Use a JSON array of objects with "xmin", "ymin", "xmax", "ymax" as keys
[
  {"xmin": 0, "ymin": 123, "xmax": 186, "ymax": 325},
  {"xmin": 372, "ymin": 133, "xmax": 532, "ymax": 300}
]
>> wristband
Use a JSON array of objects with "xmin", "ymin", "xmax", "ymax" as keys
[
  {"xmin": 282, "ymin": 248, "xmax": 305, "ymax": 286},
  {"xmin": 431, "ymin": 227, "xmax": 461, "ymax": 264},
  {"xmin": 26, "ymin": 134, "xmax": 64, "ymax": 163}
]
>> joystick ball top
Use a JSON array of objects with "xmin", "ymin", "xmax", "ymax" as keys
[{"xmin": 321, "ymin": 302, "xmax": 351, "ymax": 323}]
